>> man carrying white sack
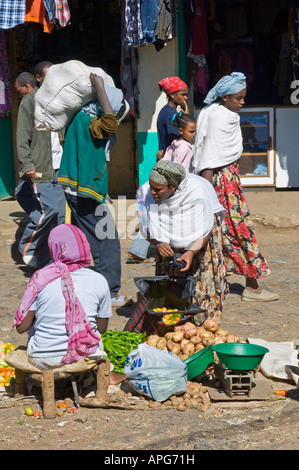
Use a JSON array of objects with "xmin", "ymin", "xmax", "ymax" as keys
[
  {"xmin": 14, "ymin": 65, "xmax": 66, "ymax": 268},
  {"xmin": 58, "ymin": 73, "xmax": 132, "ymax": 307}
]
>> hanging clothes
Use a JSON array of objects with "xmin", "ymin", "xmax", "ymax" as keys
[
  {"xmin": 123, "ymin": 0, "xmax": 143, "ymax": 45},
  {"xmin": 25, "ymin": 0, "xmax": 54, "ymax": 34},
  {"xmin": 234, "ymin": 46, "xmax": 255, "ymax": 91},
  {"xmin": 140, "ymin": 0, "xmax": 160, "ymax": 46},
  {"xmin": 0, "ymin": 32, "xmax": 12, "ymax": 118},
  {"xmin": 0, "ymin": 0, "xmax": 26, "ymax": 30},
  {"xmin": 120, "ymin": 43, "xmax": 140, "ymax": 118},
  {"xmin": 154, "ymin": 0, "xmax": 174, "ymax": 51},
  {"xmin": 120, "ymin": 0, "xmax": 140, "ymax": 117},
  {"xmin": 54, "ymin": 0, "xmax": 70, "ymax": 28},
  {"xmin": 42, "ymin": 0, "xmax": 56, "ymax": 25},
  {"xmin": 190, "ymin": 0, "xmax": 209, "ymax": 55}
]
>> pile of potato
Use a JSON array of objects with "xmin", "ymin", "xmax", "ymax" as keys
[
  {"xmin": 118, "ymin": 381, "xmax": 211, "ymax": 412},
  {"xmin": 161, "ymin": 381, "xmax": 211, "ymax": 412},
  {"xmin": 145, "ymin": 319, "xmax": 241, "ymax": 361}
]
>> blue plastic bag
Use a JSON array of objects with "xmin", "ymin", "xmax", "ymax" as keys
[{"xmin": 124, "ymin": 343, "xmax": 188, "ymax": 402}]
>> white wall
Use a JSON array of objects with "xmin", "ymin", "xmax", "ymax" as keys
[{"xmin": 137, "ymin": 39, "xmax": 178, "ymax": 133}]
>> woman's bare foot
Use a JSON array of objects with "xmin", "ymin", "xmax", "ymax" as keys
[
  {"xmin": 245, "ymin": 278, "xmax": 261, "ymax": 294},
  {"xmin": 109, "ymin": 371, "xmax": 126, "ymax": 386}
]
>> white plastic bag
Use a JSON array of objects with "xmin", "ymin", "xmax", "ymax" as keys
[
  {"xmin": 34, "ymin": 60, "xmax": 115, "ymax": 131},
  {"xmin": 123, "ymin": 343, "xmax": 187, "ymax": 402}
]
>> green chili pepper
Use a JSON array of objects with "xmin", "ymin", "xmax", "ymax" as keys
[{"xmin": 101, "ymin": 330, "xmax": 147, "ymax": 373}]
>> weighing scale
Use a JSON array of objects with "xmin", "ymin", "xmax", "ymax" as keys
[
  {"xmin": 212, "ymin": 343, "xmax": 269, "ymax": 398},
  {"xmin": 214, "ymin": 362, "xmax": 255, "ymax": 397}
]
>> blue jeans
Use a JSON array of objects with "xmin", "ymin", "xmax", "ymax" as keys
[
  {"xmin": 66, "ymin": 194, "xmax": 121, "ymax": 297},
  {"xmin": 15, "ymin": 172, "xmax": 66, "ymax": 267}
]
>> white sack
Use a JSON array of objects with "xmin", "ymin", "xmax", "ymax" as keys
[
  {"xmin": 34, "ymin": 60, "xmax": 115, "ymax": 131},
  {"xmin": 248, "ymin": 337, "xmax": 299, "ymax": 383}
]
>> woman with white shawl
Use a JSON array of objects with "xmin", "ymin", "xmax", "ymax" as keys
[
  {"xmin": 193, "ymin": 72, "xmax": 279, "ymax": 302},
  {"xmin": 137, "ymin": 160, "xmax": 228, "ymax": 324}
]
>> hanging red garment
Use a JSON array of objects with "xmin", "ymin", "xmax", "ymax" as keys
[
  {"xmin": 191, "ymin": 0, "xmax": 209, "ymax": 55},
  {"xmin": 25, "ymin": 0, "xmax": 54, "ymax": 34}
]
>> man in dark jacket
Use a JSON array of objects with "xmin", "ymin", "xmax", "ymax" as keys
[{"xmin": 14, "ymin": 69, "xmax": 66, "ymax": 268}]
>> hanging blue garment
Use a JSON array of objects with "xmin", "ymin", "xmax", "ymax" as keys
[
  {"xmin": 140, "ymin": 0, "xmax": 160, "ymax": 45},
  {"xmin": 42, "ymin": 0, "xmax": 56, "ymax": 24}
]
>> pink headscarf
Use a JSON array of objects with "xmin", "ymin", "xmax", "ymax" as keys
[
  {"xmin": 12, "ymin": 224, "xmax": 101, "ymax": 364},
  {"xmin": 158, "ymin": 76, "xmax": 188, "ymax": 95}
]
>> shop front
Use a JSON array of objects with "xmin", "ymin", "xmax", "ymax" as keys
[
  {"xmin": 135, "ymin": 0, "xmax": 299, "ymax": 189},
  {"xmin": 186, "ymin": 0, "xmax": 299, "ymax": 189}
]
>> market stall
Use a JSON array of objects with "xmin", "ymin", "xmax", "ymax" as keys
[{"xmin": 2, "ymin": 320, "xmax": 299, "ymax": 416}]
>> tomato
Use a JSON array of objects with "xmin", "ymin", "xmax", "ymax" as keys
[
  {"xmin": 57, "ymin": 402, "xmax": 68, "ymax": 409},
  {"xmin": 33, "ymin": 411, "xmax": 41, "ymax": 418},
  {"xmin": 67, "ymin": 407, "xmax": 79, "ymax": 413}
]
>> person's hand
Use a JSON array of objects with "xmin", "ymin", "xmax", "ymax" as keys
[
  {"xmin": 156, "ymin": 150, "xmax": 164, "ymax": 160},
  {"xmin": 90, "ymin": 73, "xmax": 104, "ymax": 90},
  {"xmin": 180, "ymin": 102, "xmax": 189, "ymax": 114},
  {"xmin": 176, "ymin": 251, "xmax": 194, "ymax": 272},
  {"xmin": 25, "ymin": 170, "xmax": 37, "ymax": 179},
  {"xmin": 156, "ymin": 242, "xmax": 174, "ymax": 258}
]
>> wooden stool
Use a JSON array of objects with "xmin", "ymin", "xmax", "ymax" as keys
[{"xmin": 10, "ymin": 354, "xmax": 110, "ymax": 418}]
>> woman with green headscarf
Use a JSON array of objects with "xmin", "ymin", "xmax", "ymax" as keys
[{"xmin": 136, "ymin": 160, "xmax": 228, "ymax": 323}]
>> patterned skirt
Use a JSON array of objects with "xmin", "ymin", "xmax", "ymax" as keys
[
  {"xmin": 212, "ymin": 160, "xmax": 271, "ymax": 279},
  {"xmin": 155, "ymin": 214, "xmax": 228, "ymax": 324}
]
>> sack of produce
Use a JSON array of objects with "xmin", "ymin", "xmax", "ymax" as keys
[
  {"xmin": 124, "ymin": 276, "xmax": 206, "ymax": 336},
  {"xmin": 34, "ymin": 60, "xmax": 115, "ymax": 131},
  {"xmin": 124, "ymin": 343, "xmax": 187, "ymax": 402}
]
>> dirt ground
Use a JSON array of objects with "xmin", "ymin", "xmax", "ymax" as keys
[{"xmin": 0, "ymin": 195, "xmax": 298, "ymax": 453}]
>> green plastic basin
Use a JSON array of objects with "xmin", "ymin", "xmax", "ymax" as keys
[
  {"xmin": 212, "ymin": 342, "xmax": 269, "ymax": 371},
  {"xmin": 183, "ymin": 346, "xmax": 215, "ymax": 380}
]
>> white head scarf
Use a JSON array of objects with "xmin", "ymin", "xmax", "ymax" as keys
[
  {"xmin": 192, "ymin": 72, "xmax": 246, "ymax": 174},
  {"xmin": 137, "ymin": 165, "xmax": 224, "ymax": 250}
]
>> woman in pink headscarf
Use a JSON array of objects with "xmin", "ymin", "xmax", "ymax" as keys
[{"xmin": 12, "ymin": 224, "xmax": 125, "ymax": 384}]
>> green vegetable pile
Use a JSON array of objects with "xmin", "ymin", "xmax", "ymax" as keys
[{"xmin": 101, "ymin": 330, "xmax": 147, "ymax": 373}]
